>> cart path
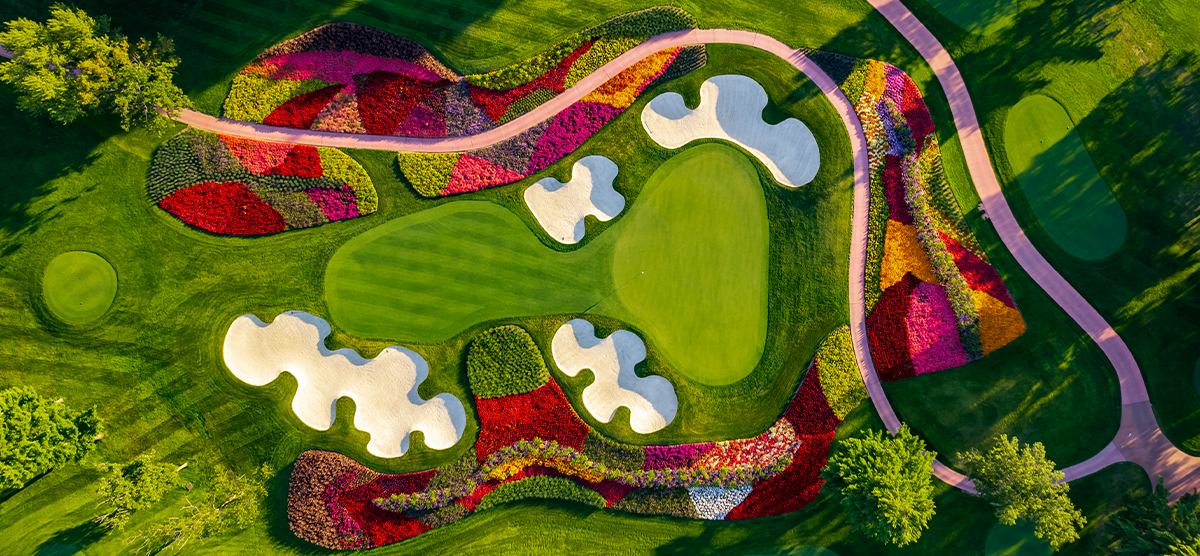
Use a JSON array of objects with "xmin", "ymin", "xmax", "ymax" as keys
[{"xmin": 868, "ymin": 0, "xmax": 1200, "ymax": 499}]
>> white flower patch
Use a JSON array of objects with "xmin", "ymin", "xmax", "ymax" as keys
[
  {"xmin": 551, "ymin": 319, "xmax": 677, "ymax": 433},
  {"xmin": 641, "ymin": 74, "xmax": 821, "ymax": 187},
  {"xmin": 688, "ymin": 484, "xmax": 754, "ymax": 520},
  {"xmin": 222, "ymin": 311, "xmax": 466, "ymax": 458},
  {"xmin": 524, "ymin": 155, "xmax": 625, "ymax": 244}
]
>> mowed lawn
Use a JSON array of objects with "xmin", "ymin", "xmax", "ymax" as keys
[
  {"xmin": 41, "ymin": 251, "xmax": 118, "ymax": 324},
  {"xmin": 326, "ymin": 143, "xmax": 768, "ymax": 386},
  {"xmin": 1004, "ymin": 94, "xmax": 1126, "ymax": 260}
]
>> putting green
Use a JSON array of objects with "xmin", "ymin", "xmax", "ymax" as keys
[
  {"xmin": 985, "ymin": 522, "xmax": 1052, "ymax": 556},
  {"xmin": 926, "ymin": 0, "xmax": 1021, "ymax": 36},
  {"xmin": 42, "ymin": 251, "xmax": 117, "ymax": 324},
  {"xmin": 1005, "ymin": 95, "xmax": 1127, "ymax": 260},
  {"xmin": 326, "ymin": 143, "xmax": 767, "ymax": 385}
]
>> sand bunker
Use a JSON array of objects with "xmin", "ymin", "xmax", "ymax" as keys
[
  {"xmin": 222, "ymin": 311, "xmax": 466, "ymax": 458},
  {"xmin": 640, "ymin": 74, "xmax": 820, "ymax": 187},
  {"xmin": 551, "ymin": 319, "xmax": 677, "ymax": 433},
  {"xmin": 524, "ymin": 155, "xmax": 625, "ymax": 244}
]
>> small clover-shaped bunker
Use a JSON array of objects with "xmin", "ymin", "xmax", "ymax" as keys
[
  {"xmin": 223, "ymin": 311, "xmax": 466, "ymax": 458},
  {"xmin": 641, "ymin": 74, "xmax": 820, "ymax": 187},
  {"xmin": 524, "ymin": 155, "xmax": 625, "ymax": 244},
  {"xmin": 551, "ymin": 319, "xmax": 677, "ymax": 433}
]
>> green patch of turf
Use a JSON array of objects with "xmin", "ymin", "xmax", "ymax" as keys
[
  {"xmin": 985, "ymin": 522, "xmax": 1052, "ymax": 556},
  {"xmin": 602, "ymin": 143, "xmax": 768, "ymax": 385},
  {"xmin": 326, "ymin": 143, "xmax": 767, "ymax": 386},
  {"xmin": 925, "ymin": 0, "xmax": 1021, "ymax": 36},
  {"xmin": 745, "ymin": 547, "xmax": 841, "ymax": 556},
  {"xmin": 1004, "ymin": 94, "xmax": 1126, "ymax": 260},
  {"xmin": 41, "ymin": 251, "xmax": 118, "ymax": 324}
]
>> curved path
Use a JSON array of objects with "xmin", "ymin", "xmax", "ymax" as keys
[
  {"xmin": 868, "ymin": 0, "xmax": 1200, "ymax": 500},
  {"xmin": 6, "ymin": 21, "xmax": 1195, "ymax": 498}
]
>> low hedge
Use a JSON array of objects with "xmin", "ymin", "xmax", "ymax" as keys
[
  {"xmin": 813, "ymin": 326, "xmax": 868, "ymax": 420},
  {"xmin": 466, "ymin": 325, "xmax": 550, "ymax": 399},
  {"xmin": 475, "ymin": 475, "xmax": 607, "ymax": 512}
]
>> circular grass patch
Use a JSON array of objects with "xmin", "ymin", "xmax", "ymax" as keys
[
  {"xmin": 1004, "ymin": 95, "xmax": 1127, "ymax": 260},
  {"xmin": 985, "ymin": 522, "xmax": 1052, "ymax": 556},
  {"xmin": 43, "ymin": 251, "xmax": 117, "ymax": 324}
]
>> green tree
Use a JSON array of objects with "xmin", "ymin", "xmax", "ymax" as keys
[
  {"xmin": 821, "ymin": 425, "xmax": 937, "ymax": 547},
  {"xmin": 92, "ymin": 452, "xmax": 181, "ymax": 531},
  {"xmin": 0, "ymin": 3, "xmax": 190, "ymax": 131},
  {"xmin": 0, "ymin": 385, "xmax": 103, "ymax": 490},
  {"xmin": 1105, "ymin": 477, "xmax": 1200, "ymax": 555},
  {"xmin": 130, "ymin": 462, "xmax": 274, "ymax": 553},
  {"xmin": 957, "ymin": 435, "xmax": 1086, "ymax": 550}
]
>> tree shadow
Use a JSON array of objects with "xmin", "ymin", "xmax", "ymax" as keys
[{"xmin": 35, "ymin": 520, "xmax": 107, "ymax": 556}]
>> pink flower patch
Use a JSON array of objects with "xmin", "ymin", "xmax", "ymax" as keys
[
  {"xmin": 395, "ymin": 102, "xmax": 446, "ymax": 138},
  {"xmin": 219, "ymin": 135, "xmax": 293, "ymax": 173},
  {"xmin": 906, "ymin": 281, "xmax": 970, "ymax": 374},
  {"xmin": 442, "ymin": 155, "xmax": 525, "ymax": 195},
  {"xmin": 306, "ymin": 185, "xmax": 360, "ymax": 221},
  {"xmin": 249, "ymin": 51, "xmax": 444, "ymax": 90}
]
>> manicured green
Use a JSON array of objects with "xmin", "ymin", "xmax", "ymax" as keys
[
  {"xmin": 745, "ymin": 548, "xmax": 841, "ymax": 556},
  {"xmin": 326, "ymin": 143, "xmax": 768, "ymax": 385},
  {"xmin": 924, "ymin": 0, "xmax": 1020, "ymax": 36},
  {"xmin": 42, "ymin": 251, "xmax": 118, "ymax": 324},
  {"xmin": 985, "ymin": 522, "xmax": 1052, "ymax": 556},
  {"xmin": 604, "ymin": 143, "xmax": 768, "ymax": 385},
  {"xmin": 1004, "ymin": 94, "xmax": 1126, "ymax": 260}
]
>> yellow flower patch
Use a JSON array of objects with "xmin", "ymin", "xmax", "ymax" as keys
[
  {"xmin": 880, "ymin": 220, "xmax": 938, "ymax": 290},
  {"xmin": 486, "ymin": 456, "xmax": 605, "ymax": 484},
  {"xmin": 972, "ymin": 289, "xmax": 1026, "ymax": 355}
]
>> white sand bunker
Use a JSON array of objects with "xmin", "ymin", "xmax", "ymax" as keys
[
  {"xmin": 222, "ymin": 311, "xmax": 466, "ymax": 458},
  {"xmin": 641, "ymin": 74, "xmax": 820, "ymax": 187},
  {"xmin": 551, "ymin": 319, "xmax": 677, "ymax": 433},
  {"xmin": 524, "ymin": 155, "xmax": 625, "ymax": 244}
]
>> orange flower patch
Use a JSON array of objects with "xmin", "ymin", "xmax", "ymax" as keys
[
  {"xmin": 972, "ymin": 289, "xmax": 1026, "ymax": 355},
  {"xmin": 880, "ymin": 220, "xmax": 938, "ymax": 290}
]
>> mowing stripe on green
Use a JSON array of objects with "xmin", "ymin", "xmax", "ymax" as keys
[
  {"xmin": 1005, "ymin": 94, "xmax": 1126, "ymax": 260},
  {"xmin": 42, "ymin": 251, "xmax": 118, "ymax": 324}
]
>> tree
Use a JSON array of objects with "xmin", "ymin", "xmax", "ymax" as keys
[
  {"xmin": 1105, "ymin": 477, "xmax": 1200, "ymax": 555},
  {"xmin": 93, "ymin": 452, "xmax": 180, "ymax": 531},
  {"xmin": 0, "ymin": 385, "xmax": 103, "ymax": 490},
  {"xmin": 821, "ymin": 425, "xmax": 937, "ymax": 547},
  {"xmin": 0, "ymin": 3, "xmax": 190, "ymax": 131},
  {"xmin": 957, "ymin": 435, "xmax": 1086, "ymax": 550},
  {"xmin": 129, "ymin": 462, "xmax": 274, "ymax": 553}
]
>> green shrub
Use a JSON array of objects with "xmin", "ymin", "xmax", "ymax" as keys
[
  {"xmin": 466, "ymin": 326, "xmax": 549, "ymax": 399},
  {"xmin": 814, "ymin": 326, "xmax": 867, "ymax": 420},
  {"xmin": 475, "ymin": 475, "xmax": 606, "ymax": 511},
  {"xmin": 585, "ymin": 6, "xmax": 697, "ymax": 39}
]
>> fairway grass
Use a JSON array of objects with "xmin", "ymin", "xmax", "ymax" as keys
[
  {"xmin": 325, "ymin": 143, "xmax": 768, "ymax": 385},
  {"xmin": 41, "ymin": 251, "xmax": 118, "ymax": 324},
  {"xmin": 925, "ymin": 0, "xmax": 1021, "ymax": 36},
  {"xmin": 984, "ymin": 522, "xmax": 1052, "ymax": 556},
  {"xmin": 1005, "ymin": 95, "xmax": 1127, "ymax": 260}
]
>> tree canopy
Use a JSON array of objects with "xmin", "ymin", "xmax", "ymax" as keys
[
  {"xmin": 130, "ymin": 462, "xmax": 274, "ymax": 553},
  {"xmin": 0, "ymin": 385, "xmax": 103, "ymax": 490},
  {"xmin": 1105, "ymin": 477, "xmax": 1200, "ymax": 555},
  {"xmin": 93, "ymin": 452, "xmax": 181, "ymax": 531},
  {"xmin": 957, "ymin": 435, "xmax": 1086, "ymax": 550},
  {"xmin": 821, "ymin": 425, "xmax": 938, "ymax": 547},
  {"xmin": 0, "ymin": 3, "xmax": 190, "ymax": 131}
]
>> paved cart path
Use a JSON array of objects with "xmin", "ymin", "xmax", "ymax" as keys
[
  {"xmin": 6, "ymin": 19, "xmax": 1196, "ymax": 498},
  {"xmin": 868, "ymin": 0, "xmax": 1200, "ymax": 499}
]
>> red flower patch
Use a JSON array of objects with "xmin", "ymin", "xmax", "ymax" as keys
[
  {"xmin": 467, "ymin": 40, "xmax": 594, "ymax": 123},
  {"xmin": 900, "ymin": 79, "xmax": 934, "ymax": 148},
  {"xmin": 357, "ymin": 71, "xmax": 446, "ymax": 135},
  {"xmin": 263, "ymin": 83, "xmax": 344, "ymax": 129},
  {"xmin": 267, "ymin": 144, "xmax": 324, "ymax": 178},
  {"xmin": 882, "ymin": 154, "xmax": 912, "ymax": 225},
  {"xmin": 338, "ymin": 470, "xmax": 435, "ymax": 546},
  {"xmin": 868, "ymin": 272, "xmax": 921, "ymax": 381},
  {"xmin": 940, "ymin": 231, "xmax": 1016, "ymax": 308},
  {"xmin": 474, "ymin": 380, "xmax": 589, "ymax": 460},
  {"xmin": 724, "ymin": 430, "xmax": 836, "ymax": 520},
  {"xmin": 783, "ymin": 370, "xmax": 840, "ymax": 437},
  {"xmin": 159, "ymin": 181, "xmax": 286, "ymax": 235}
]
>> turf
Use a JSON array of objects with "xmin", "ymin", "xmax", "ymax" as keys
[
  {"xmin": 985, "ymin": 522, "xmax": 1052, "ymax": 556},
  {"xmin": 924, "ymin": 0, "xmax": 1021, "ymax": 36},
  {"xmin": 899, "ymin": 0, "xmax": 1200, "ymax": 454},
  {"xmin": 1003, "ymin": 94, "xmax": 1126, "ymax": 260},
  {"xmin": 325, "ymin": 143, "xmax": 768, "ymax": 385},
  {"xmin": 41, "ymin": 251, "xmax": 118, "ymax": 324}
]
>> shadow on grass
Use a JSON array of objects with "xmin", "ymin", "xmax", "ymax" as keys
[{"xmin": 35, "ymin": 520, "xmax": 107, "ymax": 556}]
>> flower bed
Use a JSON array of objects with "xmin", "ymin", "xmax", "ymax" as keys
[
  {"xmin": 287, "ymin": 326, "xmax": 864, "ymax": 549},
  {"xmin": 223, "ymin": 7, "xmax": 703, "ymax": 144},
  {"xmin": 838, "ymin": 58, "xmax": 1024, "ymax": 378},
  {"xmin": 147, "ymin": 128, "xmax": 377, "ymax": 235}
]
